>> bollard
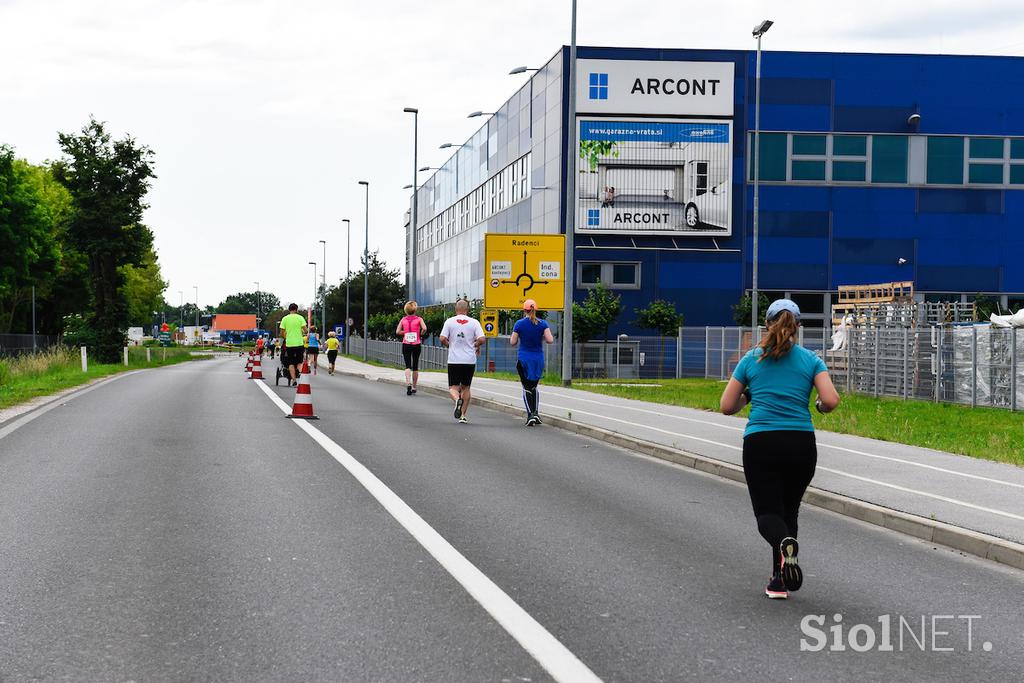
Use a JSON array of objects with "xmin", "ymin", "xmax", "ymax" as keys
[
  {"xmin": 123, "ymin": 346, "xmax": 129, "ymax": 366},
  {"xmin": 146, "ymin": 348, "xmax": 152, "ymax": 363},
  {"xmin": 162, "ymin": 348, "xmax": 167, "ymax": 362},
  {"xmin": 81, "ymin": 346, "xmax": 88, "ymax": 372}
]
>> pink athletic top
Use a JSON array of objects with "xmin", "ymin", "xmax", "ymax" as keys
[{"xmin": 399, "ymin": 315, "xmax": 423, "ymax": 345}]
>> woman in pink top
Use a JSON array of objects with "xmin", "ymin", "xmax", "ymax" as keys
[{"xmin": 395, "ymin": 301, "xmax": 427, "ymax": 396}]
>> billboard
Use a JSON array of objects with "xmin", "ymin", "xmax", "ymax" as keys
[
  {"xmin": 576, "ymin": 119, "xmax": 732, "ymax": 236},
  {"xmin": 576, "ymin": 59, "xmax": 734, "ymax": 117}
]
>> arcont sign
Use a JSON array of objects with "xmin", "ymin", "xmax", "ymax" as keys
[{"xmin": 576, "ymin": 59, "xmax": 735, "ymax": 117}]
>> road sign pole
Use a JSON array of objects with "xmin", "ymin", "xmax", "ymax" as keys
[{"xmin": 560, "ymin": 0, "xmax": 578, "ymax": 387}]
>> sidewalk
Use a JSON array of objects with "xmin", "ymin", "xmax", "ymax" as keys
[{"xmin": 330, "ymin": 355, "xmax": 1024, "ymax": 569}]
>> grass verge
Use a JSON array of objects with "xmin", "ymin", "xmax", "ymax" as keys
[
  {"xmin": 0, "ymin": 346, "xmax": 210, "ymax": 411},
  {"xmin": 571, "ymin": 378, "xmax": 1024, "ymax": 467}
]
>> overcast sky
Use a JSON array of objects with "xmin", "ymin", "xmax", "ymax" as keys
[{"xmin": 2, "ymin": 0, "xmax": 1023, "ymax": 310}]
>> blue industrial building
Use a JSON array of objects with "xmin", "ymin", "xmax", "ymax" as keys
[{"xmin": 408, "ymin": 46, "xmax": 1024, "ymax": 332}]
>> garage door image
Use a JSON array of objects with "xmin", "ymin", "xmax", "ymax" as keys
[{"xmin": 577, "ymin": 119, "xmax": 732, "ymax": 236}]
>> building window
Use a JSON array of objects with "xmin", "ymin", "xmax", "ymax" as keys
[
  {"xmin": 792, "ymin": 134, "xmax": 826, "ymax": 156},
  {"xmin": 749, "ymin": 132, "xmax": 787, "ymax": 182},
  {"xmin": 577, "ymin": 262, "xmax": 641, "ymax": 289},
  {"xmin": 588, "ymin": 72, "xmax": 608, "ymax": 100},
  {"xmin": 926, "ymin": 136, "xmax": 964, "ymax": 184},
  {"xmin": 791, "ymin": 160, "xmax": 826, "ymax": 181},
  {"xmin": 587, "ymin": 208, "xmax": 600, "ymax": 227},
  {"xmin": 831, "ymin": 135, "xmax": 867, "ymax": 182},
  {"xmin": 870, "ymin": 135, "xmax": 908, "ymax": 184}
]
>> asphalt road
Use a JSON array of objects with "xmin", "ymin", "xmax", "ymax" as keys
[{"xmin": 0, "ymin": 355, "xmax": 1021, "ymax": 681}]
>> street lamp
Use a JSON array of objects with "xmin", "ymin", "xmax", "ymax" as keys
[
  {"xmin": 319, "ymin": 239, "xmax": 327, "ymax": 332},
  {"xmin": 308, "ymin": 261, "xmax": 317, "ymax": 329},
  {"xmin": 343, "ymin": 218, "xmax": 351, "ymax": 354},
  {"xmin": 418, "ymin": 166, "xmax": 441, "ymax": 172},
  {"xmin": 438, "ymin": 142, "xmax": 464, "ymax": 149},
  {"xmin": 508, "ymin": 66, "xmax": 539, "ymax": 75},
  {"xmin": 509, "ymin": 66, "xmax": 540, "ymax": 137},
  {"xmin": 751, "ymin": 18, "xmax": 773, "ymax": 335},
  {"xmin": 178, "ymin": 290, "xmax": 183, "ymax": 330},
  {"xmin": 254, "ymin": 281, "xmax": 260, "ymax": 329},
  {"xmin": 404, "ymin": 107, "xmax": 419, "ymax": 302},
  {"xmin": 560, "ymin": 0, "xmax": 578, "ymax": 386},
  {"xmin": 467, "ymin": 111, "xmax": 494, "ymax": 119},
  {"xmin": 193, "ymin": 285, "xmax": 199, "ymax": 329},
  {"xmin": 358, "ymin": 180, "xmax": 369, "ymax": 361}
]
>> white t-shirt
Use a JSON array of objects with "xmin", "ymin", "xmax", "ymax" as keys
[{"xmin": 440, "ymin": 315, "xmax": 485, "ymax": 365}]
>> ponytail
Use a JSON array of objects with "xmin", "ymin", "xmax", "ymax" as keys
[
  {"xmin": 527, "ymin": 309, "xmax": 539, "ymax": 325},
  {"xmin": 758, "ymin": 310, "xmax": 798, "ymax": 361}
]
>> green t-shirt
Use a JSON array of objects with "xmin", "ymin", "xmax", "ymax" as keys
[{"xmin": 279, "ymin": 313, "xmax": 307, "ymax": 347}]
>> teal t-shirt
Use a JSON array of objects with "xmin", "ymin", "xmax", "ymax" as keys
[{"xmin": 732, "ymin": 344, "xmax": 828, "ymax": 437}]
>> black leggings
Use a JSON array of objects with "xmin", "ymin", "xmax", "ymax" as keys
[
  {"xmin": 517, "ymin": 361, "xmax": 540, "ymax": 415},
  {"xmin": 402, "ymin": 343, "xmax": 421, "ymax": 371},
  {"xmin": 742, "ymin": 430, "xmax": 817, "ymax": 571}
]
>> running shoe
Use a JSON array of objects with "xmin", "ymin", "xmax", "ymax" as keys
[
  {"xmin": 458, "ymin": 416, "xmax": 468, "ymax": 424},
  {"xmin": 454, "ymin": 398, "xmax": 464, "ymax": 419},
  {"xmin": 765, "ymin": 573, "xmax": 788, "ymax": 599},
  {"xmin": 779, "ymin": 537, "xmax": 803, "ymax": 592},
  {"xmin": 526, "ymin": 415, "xmax": 539, "ymax": 427},
  {"xmin": 411, "ymin": 388, "xmax": 417, "ymax": 394},
  {"xmin": 406, "ymin": 385, "xmax": 413, "ymax": 396},
  {"xmin": 534, "ymin": 415, "xmax": 543, "ymax": 425}
]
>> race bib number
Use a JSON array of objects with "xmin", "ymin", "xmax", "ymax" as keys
[{"xmin": 403, "ymin": 332, "xmax": 419, "ymax": 344}]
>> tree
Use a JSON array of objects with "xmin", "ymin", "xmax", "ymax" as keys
[
  {"xmin": 0, "ymin": 147, "xmax": 64, "ymax": 332},
  {"xmin": 732, "ymin": 292, "xmax": 770, "ymax": 327},
  {"xmin": 572, "ymin": 283, "xmax": 621, "ymax": 342},
  {"xmin": 54, "ymin": 118, "xmax": 156, "ymax": 362},
  {"xmin": 216, "ymin": 291, "xmax": 281, "ymax": 316},
  {"xmin": 120, "ymin": 247, "xmax": 167, "ymax": 327},
  {"xmin": 634, "ymin": 299, "xmax": 684, "ymax": 378},
  {"xmin": 323, "ymin": 252, "xmax": 404, "ymax": 335}
]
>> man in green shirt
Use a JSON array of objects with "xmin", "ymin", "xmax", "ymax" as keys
[{"xmin": 279, "ymin": 303, "xmax": 308, "ymax": 386}]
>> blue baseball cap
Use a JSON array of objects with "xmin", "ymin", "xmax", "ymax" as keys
[{"xmin": 766, "ymin": 298, "xmax": 801, "ymax": 322}]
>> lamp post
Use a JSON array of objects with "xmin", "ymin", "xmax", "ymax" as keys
[
  {"xmin": 343, "ymin": 218, "xmax": 351, "ymax": 353},
  {"xmin": 178, "ymin": 290, "xmax": 183, "ymax": 330},
  {"xmin": 253, "ymin": 280, "xmax": 260, "ymax": 329},
  {"xmin": 358, "ymin": 180, "xmax": 369, "ymax": 360},
  {"xmin": 403, "ymin": 107, "xmax": 419, "ymax": 301},
  {"xmin": 193, "ymin": 285, "xmax": 199, "ymax": 328},
  {"xmin": 319, "ymin": 239, "xmax": 327, "ymax": 331},
  {"xmin": 466, "ymin": 111, "xmax": 495, "ymax": 119},
  {"xmin": 751, "ymin": 18, "xmax": 773, "ymax": 334},
  {"xmin": 509, "ymin": 66, "xmax": 540, "ymax": 137},
  {"xmin": 308, "ymin": 261, "xmax": 317, "ymax": 329},
  {"xmin": 560, "ymin": 0, "xmax": 578, "ymax": 386}
]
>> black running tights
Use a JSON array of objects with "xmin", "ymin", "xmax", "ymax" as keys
[
  {"xmin": 516, "ymin": 361, "xmax": 539, "ymax": 415},
  {"xmin": 742, "ymin": 430, "xmax": 817, "ymax": 571}
]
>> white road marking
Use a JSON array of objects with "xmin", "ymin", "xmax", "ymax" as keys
[
  {"xmin": 465, "ymin": 385, "xmax": 1024, "ymax": 523},
  {"xmin": 474, "ymin": 381, "xmax": 1024, "ymax": 491},
  {"xmin": 254, "ymin": 379, "xmax": 601, "ymax": 683},
  {"xmin": 0, "ymin": 373, "xmax": 135, "ymax": 441}
]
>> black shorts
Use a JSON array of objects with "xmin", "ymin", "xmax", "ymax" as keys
[
  {"xmin": 283, "ymin": 347, "xmax": 304, "ymax": 367},
  {"xmin": 327, "ymin": 350, "xmax": 338, "ymax": 364},
  {"xmin": 307, "ymin": 347, "xmax": 319, "ymax": 356},
  {"xmin": 447, "ymin": 363, "xmax": 475, "ymax": 387},
  {"xmin": 402, "ymin": 343, "xmax": 422, "ymax": 371}
]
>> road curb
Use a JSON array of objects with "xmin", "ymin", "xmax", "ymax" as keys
[{"xmin": 338, "ymin": 367, "xmax": 1024, "ymax": 573}]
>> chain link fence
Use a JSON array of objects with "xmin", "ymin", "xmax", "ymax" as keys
[{"xmin": 0, "ymin": 333, "xmax": 60, "ymax": 357}]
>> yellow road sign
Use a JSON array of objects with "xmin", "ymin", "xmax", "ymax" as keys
[
  {"xmin": 484, "ymin": 234, "xmax": 565, "ymax": 310},
  {"xmin": 480, "ymin": 309, "xmax": 499, "ymax": 337}
]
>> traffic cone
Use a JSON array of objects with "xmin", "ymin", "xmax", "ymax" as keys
[
  {"xmin": 250, "ymin": 355, "xmax": 264, "ymax": 380},
  {"xmin": 286, "ymin": 360, "xmax": 319, "ymax": 419},
  {"xmin": 245, "ymin": 353, "xmax": 253, "ymax": 375}
]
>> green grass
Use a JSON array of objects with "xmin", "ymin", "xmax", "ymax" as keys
[
  {"xmin": 570, "ymin": 378, "xmax": 1024, "ymax": 467},
  {"xmin": 0, "ymin": 346, "xmax": 209, "ymax": 411}
]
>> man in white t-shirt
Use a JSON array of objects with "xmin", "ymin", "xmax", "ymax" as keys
[{"xmin": 439, "ymin": 299, "xmax": 486, "ymax": 424}]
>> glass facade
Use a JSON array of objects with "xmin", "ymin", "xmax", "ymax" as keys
[{"xmin": 411, "ymin": 51, "xmax": 563, "ymax": 305}]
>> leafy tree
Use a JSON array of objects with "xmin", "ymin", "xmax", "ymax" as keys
[
  {"xmin": 973, "ymin": 294, "xmax": 997, "ymax": 322},
  {"xmin": 732, "ymin": 292, "xmax": 770, "ymax": 327},
  {"xmin": 120, "ymin": 247, "xmax": 167, "ymax": 327},
  {"xmin": 323, "ymin": 252, "xmax": 404, "ymax": 335},
  {"xmin": 367, "ymin": 311, "xmax": 403, "ymax": 340},
  {"xmin": 572, "ymin": 283, "xmax": 621, "ymax": 342},
  {"xmin": 579, "ymin": 140, "xmax": 620, "ymax": 171},
  {"xmin": 54, "ymin": 118, "xmax": 156, "ymax": 362},
  {"xmin": 0, "ymin": 147, "xmax": 63, "ymax": 332},
  {"xmin": 216, "ymin": 290, "xmax": 281, "ymax": 316},
  {"xmin": 634, "ymin": 299, "xmax": 684, "ymax": 378},
  {"xmin": 262, "ymin": 308, "xmax": 288, "ymax": 336}
]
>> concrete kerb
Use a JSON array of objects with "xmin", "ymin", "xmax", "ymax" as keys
[{"xmin": 335, "ymin": 367, "xmax": 1024, "ymax": 573}]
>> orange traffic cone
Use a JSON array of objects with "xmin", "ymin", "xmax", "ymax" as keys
[
  {"xmin": 286, "ymin": 360, "xmax": 318, "ymax": 419},
  {"xmin": 250, "ymin": 355, "xmax": 264, "ymax": 380}
]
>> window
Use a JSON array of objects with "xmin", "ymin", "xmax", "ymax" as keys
[
  {"xmin": 926, "ymin": 136, "xmax": 964, "ymax": 184},
  {"xmin": 577, "ymin": 262, "xmax": 641, "ymax": 289},
  {"xmin": 871, "ymin": 135, "xmax": 908, "ymax": 183},
  {"xmin": 833, "ymin": 135, "xmax": 867, "ymax": 157},
  {"xmin": 831, "ymin": 135, "xmax": 867, "ymax": 182},
  {"xmin": 968, "ymin": 137, "xmax": 1005, "ymax": 185},
  {"xmin": 792, "ymin": 160, "xmax": 826, "ymax": 181},
  {"xmin": 749, "ymin": 132, "xmax": 787, "ymax": 181},
  {"xmin": 588, "ymin": 72, "xmax": 608, "ymax": 100},
  {"xmin": 792, "ymin": 135, "xmax": 826, "ymax": 155}
]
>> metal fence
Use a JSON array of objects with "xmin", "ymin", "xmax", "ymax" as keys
[
  {"xmin": 349, "ymin": 325, "xmax": 1023, "ymax": 410},
  {"xmin": 0, "ymin": 333, "xmax": 59, "ymax": 357}
]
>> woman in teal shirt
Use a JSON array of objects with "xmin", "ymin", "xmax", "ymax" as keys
[{"xmin": 720, "ymin": 299, "xmax": 840, "ymax": 600}]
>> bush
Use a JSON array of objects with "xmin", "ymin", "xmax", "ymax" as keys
[{"xmin": 62, "ymin": 314, "xmax": 100, "ymax": 349}]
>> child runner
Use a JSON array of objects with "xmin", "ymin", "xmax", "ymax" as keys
[
  {"xmin": 509, "ymin": 299, "xmax": 553, "ymax": 426},
  {"xmin": 719, "ymin": 299, "xmax": 840, "ymax": 600},
  {"xmin": 439, "ymin": 299, "xmax": 485, "ymax": 424},
  {"xmin": 396, "ymin": 301, "xmax": 427, "ymax": 395},
  {"xmin": 325, "ymin": 330, "xmax": 340, "ymax": 375}
]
